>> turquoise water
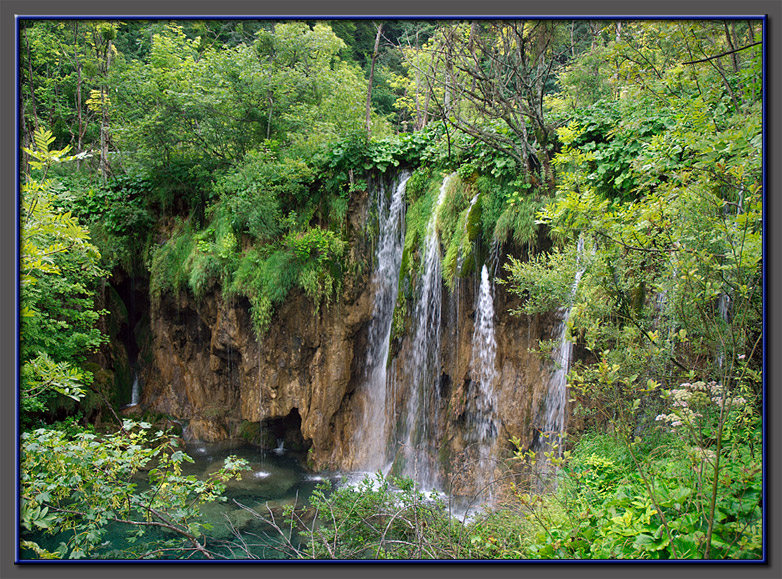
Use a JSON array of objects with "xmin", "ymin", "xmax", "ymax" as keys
[
  {"xmin": 21, "ymin": 439, "xmax": 487, "ymax": 560},
  {"xmin": 21, "ymin": 441, "xmax": 331, "ymax": 560},
  {"xmin": 172, "ymin": 441, "xmax": 327, "ymax": 559}
]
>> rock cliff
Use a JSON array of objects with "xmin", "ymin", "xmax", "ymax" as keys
[
  {"xmin": 139, "ymin": 263, "xmax": 558, "ymax": 487},
  {"xmin": 134, "ymin": 182, "xmax": 562, "ymax": 493}
]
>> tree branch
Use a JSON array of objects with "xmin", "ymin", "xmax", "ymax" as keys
[{"xmin": 682, "ymin": 41, "xmax": 761, "ymax": 65}]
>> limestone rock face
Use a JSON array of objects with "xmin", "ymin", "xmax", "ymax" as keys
[
  {"xmin": 139, "ymin": 180, "xmax": 378, "ymax": 471},
  {"xmin": 137, "ymin": 175, "xmax": 558, "ymax": 484},
  {"xmin": 141, "ymin": 282, "xmax": 375, "ymax": 469},
  {"xmin": 140, "ymin": 260, "xmax": 559, "ymax": 484}
]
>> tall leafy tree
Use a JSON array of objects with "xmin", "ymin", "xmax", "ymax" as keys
[
  {"xmin": 20, "ymin": 128, "xmax": 105, "ymax": 422},
  {"xmin": 505, "ymin": 19, "xmax": 762, "ymax": 559}
]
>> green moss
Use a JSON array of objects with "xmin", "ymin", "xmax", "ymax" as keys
[
  {"xmin": 229, "ymin": 247, "xmax": 298, "ymax": 336},
  {"xmin": 401, "ymin": 180, "xmax": 437, "ymax": 277},
  {"xmin": 436, "ymin": 175, "xmax": 470, "ymax": 240},
  {"xmin": 187, "ymin": 251, "xmax": 223, "ymax": 299},
  {"xmin": 404, "ymin": 166, "xmax": 433, "ymax": 205},
  {"xmin": 134, "ymin": 313, "xmax": 154, "ymax": 369},
  {"xmin": 437, "ymin": 435, "xmax": 451, "ymax": 471},
  {"xmin": 472, "ymin": 173, "xmax": 544, "ymax": 249},
  {"xmin": 493, "ymin": 195, "xmax": 542, "ymax": 248},
  {"xmin": 202, "ymin": 405, "xmax": 228, "ymax": 420},
  {"xmin": 465, "ymin": 196, "xmax": 483, "ymax": 241},
  {"xmin": 149, "ymin": 220, "xmax": 197, "ymax": 303},
  {"xmin": 390, "ymin": 290, "xmax": 408, "ymax": 344},
  {"xmin": 438, "ymin": 175, "xmax": 484, "ymax": 290},
  {"xmin": 110, "ymin": 347, "xmax": 131, "ymax": 406}
]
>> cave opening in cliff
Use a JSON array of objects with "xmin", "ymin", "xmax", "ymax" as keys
[{"xmin": 260, "ymin": 408, "xmax": 310, "ymax": 452}]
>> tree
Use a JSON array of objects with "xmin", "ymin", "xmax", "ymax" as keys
[
  {"xmin": 20, "ymin": 420, "xmax": 249, "ymax": 559},
  {"xmin": 85, "ymin": 21, "xmax": 118, "ymax": 181},
  {"xmin": 366, "ymin": 23, "xmax": 384, "ymax": 139},
  {"xmin": 19, "ymin": 128, "xmax": 251, "ymax": 560},
  {"xmin": 504, "ymin": 19, "xmax": 762, "ymax": 559},
  {"xmin": 20, "ymin": 128, "xmax": 105, "ymax": 423},
  {"xmin": 393, "ymin": 21, "xmax": 575, "ymax": 188}
]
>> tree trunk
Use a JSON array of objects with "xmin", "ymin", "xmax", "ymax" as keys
[
  {"xmin": 570, "ymin": 20, "xmax": 576, "ymax": 58},
  {"xmin": 100, "ymin": 38, "xmax": 113, "ymax": 182},
  {"xmin": 365, "ymin": 23, "xmax": 383, "ymax": 139},
  {"xmin": 25, "ymin": 32, "xmax": 40, "ymax": 134},
  {"xmin": 421, "ymin": 44, "xmax": 438, "ymax": 128},
  {"xmin": 22, "ymin": 28, "xmax": 40, "ymax": 174},
  {"xmin": 20, "ymin": 94, "xmax": 29, "ymax": 175},
  {"xmin": 74, "ymin": 22, "xmax": 84, "ymax": 169},
  {"xmin": 723, "ymin": 21, "xmax": 739, "ymax": 73},
  {"xmin": 266, "ymin": 93, "xmax": 274, "ymax": 140},
  {"xmin": 414, "ymin": 30, "xmax": 421, "ymax": 130}
]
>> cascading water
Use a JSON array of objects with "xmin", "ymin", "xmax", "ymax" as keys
[
  {"xmin": 130, "ymin": 373, "xmax": 140, "ymax": 406},
  {"xmin": 352, "ymin": 173, "xmax": 409, "ymax": 471},
  {"xmin": 468, "ymin": 264, "xmax": 499, "ymax": 499},
  {"xmin": 540, "ymin": 236, "xmax": 586, "ymax": 467},
  {"xmin": 397, "ymin": 173, "xmax": 455, "ymax": 490}
]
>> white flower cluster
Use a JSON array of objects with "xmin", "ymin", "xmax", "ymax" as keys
[{"xmin": 655, "ymin": 380, "xmax": 745, "ymax": 430}]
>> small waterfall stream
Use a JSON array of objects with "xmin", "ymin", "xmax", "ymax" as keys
[
  {"xmin": 352, "ymin": 173, "xmax": 409, "ymax": 471},
  {"xmin": 468, "ymin": 264, "xmax": 499, "ymax": 500},
  {"xmin": 398, "ymin": 173, "xmax": 455, "ymax": 490},
  {"xmin": 130, "ymin": 372, "xmax": 140, "ymax": 406},
  {"xmin": 540, "ymin": 236, "xmax": 586, "ymax": 467}
]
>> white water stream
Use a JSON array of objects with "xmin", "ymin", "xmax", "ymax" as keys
[
  {"xmin": 398, "ymin": 173, "xmax": 455, "ymax": 490},
  {"xmin": 469, "ymin": 264, "xmax": 499, "ymax": 500},
  {"xmin": 352, "ymin": 174, "xmax": 409, "ymax": 471},
  {"xmin": 130, "ymin": 372, "xmax": 140, "ymax": 406},
  {"xmin": 541, "ymin": 236, "xmax": 587, "ymax": 467}
]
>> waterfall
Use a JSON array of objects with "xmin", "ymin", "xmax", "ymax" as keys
[
  {"xmin": 130, "ymin": 372, "xmax": 140, "ymax": 406},
  {"xmin": 398, "ymin": 173, "xmax": 455, "ymax": 490},
  {"xmin": 352, "ymin": 173, "xmax": 409, "ymax": 471},
  {"xmin": 541, "ymin": 236, "xmax": 586, "ymax": 463},
  {"xmin": 468, "ymin": 264, "xmax": 499, "ymax": 499},
  {"xmin": 718, "ymin": 293, "xmax": 731, "ymax": 324}
]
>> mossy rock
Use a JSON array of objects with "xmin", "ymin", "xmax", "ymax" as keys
[
  {"xmin": 239, "ymin": 420, "xmax": 262, "ymax": 444},
  {"xmin": 465, "ymin": 195, "xmax": 483, "ymax": 243},
  {"xmin": 438, "ymin": 440, "xmax": 451, "ymax": 471},
  {"xmin": 405, "ymin": 166, "xmax": 433, "ymax": 205}
]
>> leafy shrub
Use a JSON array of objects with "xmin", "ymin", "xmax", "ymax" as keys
[
  {"xmin": 65, "ymin": 172, "xmax": 155, "ymax": 274},
  {"xmin": 511, "ymin": 426, "xmax": 762, "ymax": 560},
  {"xmin": 273, "ymin": 474, "xmax": 462, "ymax": 559},
  {"xmin": 148, "ymin": 221, "xmax": 196, "ymax": 302}
]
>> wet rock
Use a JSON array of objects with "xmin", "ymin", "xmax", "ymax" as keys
[
  {"xmin": 189, "ymin": 418, "xmax": 228, "ymax": 442},
  {"xmin": 139, "ymin": 189, "xmax": 557, "ymax": 497}
]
